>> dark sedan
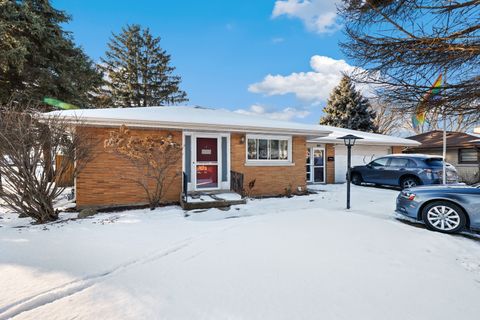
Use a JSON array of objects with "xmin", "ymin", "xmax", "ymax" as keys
[{"xmin": 396, "ymin": 184, "xmax": 480, "ymax": 233}]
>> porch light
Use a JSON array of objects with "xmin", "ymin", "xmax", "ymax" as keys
[
  {"xmin": 337, "ymin": 134, "xmax": 363, "ymax": 210},
  {"xmin": 240, "ymin": 135, "xmax": 245, "ymax": 144}
]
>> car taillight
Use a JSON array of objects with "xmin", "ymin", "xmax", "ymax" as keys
[{"xmin": 402, "ymin": 191, "xmax": 416, "ymax": 200}]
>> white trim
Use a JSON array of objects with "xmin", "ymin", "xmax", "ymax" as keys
[
  {"xmin": 307, "ymin": 147, "xmax": 326, "ymax": 184},
  {"xmin": 244, "ymin": 162, "xmax": 296, "ymax": 167},
  {"xmin": 307, "ymin": 139, "xmax": 420, "ymax": 147},
  {"xmin": 245, "ymin": 134, "xmax": 293, "ymax": 165},
  {"xmin": 56, "ymin": 117, "xmax": 329, "ymax": 137},
  {"xmin": 183, "ymin": 132, "xmax": 231, "ymax": 192}
]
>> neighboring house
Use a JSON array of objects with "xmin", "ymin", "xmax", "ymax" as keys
[
  {"xmin": 48, "ymin": 106, "xmax": 420, "ymax": 209},
  {"xmin": 404, "ymin": 131, "xmax": 480, "ymax": 183},
  {"xmin": 306, "ymin": 127, "xmax": 420, "ymax": 183}
]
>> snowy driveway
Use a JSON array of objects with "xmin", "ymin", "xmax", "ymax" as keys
[{"xmin": 1, "ymin": 185, "xmax": 480, "ymax": 319}]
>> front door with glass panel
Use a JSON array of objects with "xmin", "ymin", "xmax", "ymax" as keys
[
  {"xmin": 195, "ymin": 137, "xmax": 219, "ymax": 189},
  {"xmin": 307, "ymin": 147, "xmax": 325, "ymax": 183}
]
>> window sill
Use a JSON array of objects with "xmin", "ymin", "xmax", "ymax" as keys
[{"xmin": 244, "ymin": 161, "xmax": 295, "ymax": 167}]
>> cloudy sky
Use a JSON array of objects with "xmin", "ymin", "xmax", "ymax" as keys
[{"xmin": 55, "ymin": 0, "xmax": 352, "ymax": 123}]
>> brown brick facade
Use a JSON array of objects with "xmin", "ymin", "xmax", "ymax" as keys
[
  {"xmin": 76, "ymin": 127, "xmax": 309, "ymax": 209},
  {"xmin": 391, "ymin": 146, "xmax": 404, "ymax": 154},
  {"xmin": 230, "ymin": 134, "xmax": 307, "ymax": 197},
  {"xmin": 76, "ymin": 127, "xmax": 182, "ymax": 209}
]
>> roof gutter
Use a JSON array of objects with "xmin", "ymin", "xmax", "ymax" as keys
[
  {"xmin": 307, "ymin": 138, "xmax": 421, "ymax": 147},
  {"xmin": 52, "ymin": 115, "xmax": 332, "ymax": 138}
]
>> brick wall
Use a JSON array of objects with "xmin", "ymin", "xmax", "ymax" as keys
[
  {"xmin": 230, "ymin": 134, "xmax": 307, "ymax": 196},
  {"xmin": 76, "ymin": 126, "xmax": 182, "ymax": 209},
  {"xmin": 325, "ymin": 143, "xmax": 335, "ymax": 183},
  {"xmin": 76, "ymin": 127, "xmax": 309, "ymax": 208},
  {"xmin": 391, "ymin": 146, "xmax": 404, "ymax": 154}
]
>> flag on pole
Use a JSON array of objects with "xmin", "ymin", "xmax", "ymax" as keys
[
  {"xmin": 43, "ymin": 97, "xmax": 79, "ymax": 110},
  {"xmin": 412, "ymin": 74, "xmax": 442, "ymax": 129}
]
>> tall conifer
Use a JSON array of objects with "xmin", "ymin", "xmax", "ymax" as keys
[
  {"xmin": 0, "ymin": 0, "xmax": 103, "ymax": 108},
  {"xmin": 320, "ymin": 75, "xmax": 377, "ymax": 132},
  {"xmin": 100, "ymin": 24, "xmax": 188, "ymax": 107}
]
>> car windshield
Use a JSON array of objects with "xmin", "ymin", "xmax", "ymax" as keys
[
  {"xmin": 473, "ymin": 182, "xmax": 480, "ymax": 188},
  {"xmin": 424, "ymin": 158, "xmax": 444, "ymax": 167}
]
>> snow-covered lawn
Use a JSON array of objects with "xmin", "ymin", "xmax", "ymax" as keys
[{"xmin": 1, "ymin": 185, "xmax": 480, "ymax": 320}]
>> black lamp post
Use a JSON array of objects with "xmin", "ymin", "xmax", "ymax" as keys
[{"xmin": 337, "ymin": 134, "xmax": 363, "ymax": 209}]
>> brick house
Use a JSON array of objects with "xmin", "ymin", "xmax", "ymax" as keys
[{"xmin": 49, "ymin": 106, "xmax": 420, "ymax": 209}]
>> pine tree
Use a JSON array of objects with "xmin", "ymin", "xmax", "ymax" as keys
[
  {"xmin": 0, "ymin": 0, "xmax": 103, "ymax": 108},
  {"xmin": 320, "ymin": 75, "xmax": 377, "ymax": 132},
  {"xmin": 100, "ymin": 24, "xmax": 188, "ymax": 107}
]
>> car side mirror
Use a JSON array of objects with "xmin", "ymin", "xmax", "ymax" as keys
[{"xmin": 366, "ymin": 163, "xmax": 372, "ymax": 169}]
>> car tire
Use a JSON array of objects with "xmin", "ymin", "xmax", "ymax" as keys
[
  {"xmin": 400, "ymin": 176, "xmax": 419, "ymax": 190},
  {"xmin": 351, "ymin": 173, "xmax": 363, "ymax": 185},
  {"xmin": 421, "ymin": 201, "xmax": 466, "ymax": 234}
]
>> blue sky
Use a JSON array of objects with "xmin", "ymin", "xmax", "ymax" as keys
[{"xmin": 54, "ymin": 0, "xmax": 350, "ymax": 124}]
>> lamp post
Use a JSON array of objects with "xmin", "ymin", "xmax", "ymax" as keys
[{"xmin": 337, "ymin": 134, "xmax": 363, "ymax": 209}]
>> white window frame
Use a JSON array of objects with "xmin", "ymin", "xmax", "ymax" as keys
[
  {"xmin": 308, "ymin": 147, "xmax": 326, "ymax": 184},
  {"xmin": 245, "ymin": 134, "xmax": 293, "ymax": 166},
  {"xmin": 183, "ymin": 131, "xmax": 231, "ymax": 191}
]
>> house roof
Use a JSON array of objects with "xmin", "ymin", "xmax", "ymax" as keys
[
  {"xmin": 45, "ymin": 106, "xmax": 331, "ymax": 137},
  {"xmin": 308, "ymin": 125, "xmax": 421, "ymax": 147},
  {"xmin": 406, "ymin": 130, "xmax": 480, "ymax": 149}
]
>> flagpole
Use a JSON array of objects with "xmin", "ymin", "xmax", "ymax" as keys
[
  {"xmin": 442, "ymin": 0, "xmax": 452, "ymax": 185},
  {"xmin": 443, "ymin": 110, "xmax": 447, "ymax": 184},
  {"xmin": 442, "ymin": 71, "xmax": 447, "ymax": 185}
]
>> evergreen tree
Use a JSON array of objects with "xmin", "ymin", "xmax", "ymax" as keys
[
  {"xmin": 320, "ymin": 75, "xmax": 377, "ymax": 132},
  {"xmin": 100, "ymin": 24, "xmax": 188, "ymax": 107},
  {"xmin": 0, "ymin": 0, "xmax": 103, "ymax": 108}
]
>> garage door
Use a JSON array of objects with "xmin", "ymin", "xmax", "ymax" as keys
[{"xmin": 335, "ymin": 145, "xmax": 391, "ymax": 183}]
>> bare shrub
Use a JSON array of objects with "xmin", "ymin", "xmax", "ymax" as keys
[
  {"xmin": 0, "ymin": 105, "xmax": 95, "ymax": 223},
  {"xmin": 104, "ymin": 125, "xmax": 182, "ymax": 209}
]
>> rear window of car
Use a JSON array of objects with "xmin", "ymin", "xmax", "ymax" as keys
[{"xmin": 424, "ymin": 158, "xmax": 444, "ymax": 167}]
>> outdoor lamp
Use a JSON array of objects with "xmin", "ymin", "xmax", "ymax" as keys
[
  {"xmin": 337, "ymin": 134, "xmax": 363, "ymax": 209},
  {"xmin": 340, "ymin": 134, "xmax": 360, "ymax": 147}
]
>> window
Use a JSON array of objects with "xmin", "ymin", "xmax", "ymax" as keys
[
  {"xmin": 459, "ymin": 148, "xmax": 478, "ymax": 163},
  {"xmin": 424, "ymin": 158, "xmax": 444, "ymax": 167},
  {"xmin": 388, "ymin": 158, "xmax": 409, "ymax": 167},
  {"xmin": 370, "ymin": 158, "xmax": 389, "ymax": 168},
  {"xmin": 246, "ymin": 135, "xmax": 291, "ymax": 163}
]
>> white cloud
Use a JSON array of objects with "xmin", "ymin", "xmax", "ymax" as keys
[
  {"xmin": 234, "ymin": 104, "xmax": 310, "ymax": 121},
  {"xmin": 248, "ymin": 55, "xmax": 357, "ymax": 103},
  {"xmin": 272, "ymin": 0, "xmax": 341, "ymax": 34}
]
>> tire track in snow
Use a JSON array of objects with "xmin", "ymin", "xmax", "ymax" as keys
[
  {"xmin": 0, "ymin": 221, "xmax": 252, "ymax": 319},
  {"xmin": 0, "ymin": 241, "xmax": 190, "ymax": 320}
]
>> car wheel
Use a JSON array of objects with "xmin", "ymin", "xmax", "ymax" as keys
[
  {"xmin": 351, "ymin": 173, "xmax": 363, "ymax": 185},
  {"xmin": 400, "ymin": 176, "xmax": 418, "ymax": 189},
  {"xmin": 421, "ymin": 201, "xmax": 466, "ymax": 234}
]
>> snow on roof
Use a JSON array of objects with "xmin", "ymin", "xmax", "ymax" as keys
[
  {"xmin": 45, "ymin": 106, "xmax": 419, "ymax": 146},
  {"xmin": 45, "ymin": 106, "xmax": 331, "ymax": 137},
  {"xmin": 308, "ymin": 125, "xmax": 421, "ymax": 147}
]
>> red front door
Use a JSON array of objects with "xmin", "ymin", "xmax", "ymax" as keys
[{"xmin": 196, "ymin": 137, "xmax": 218, "ymax": 189}]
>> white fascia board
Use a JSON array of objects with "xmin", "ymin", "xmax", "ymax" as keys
[
  {"xmin": 63, "ymin": 116, "xmax": 332, "ymax": 137},
  {"xmin": 307, "ymin": 138, "xmax": 421, "ymax": 147}
]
